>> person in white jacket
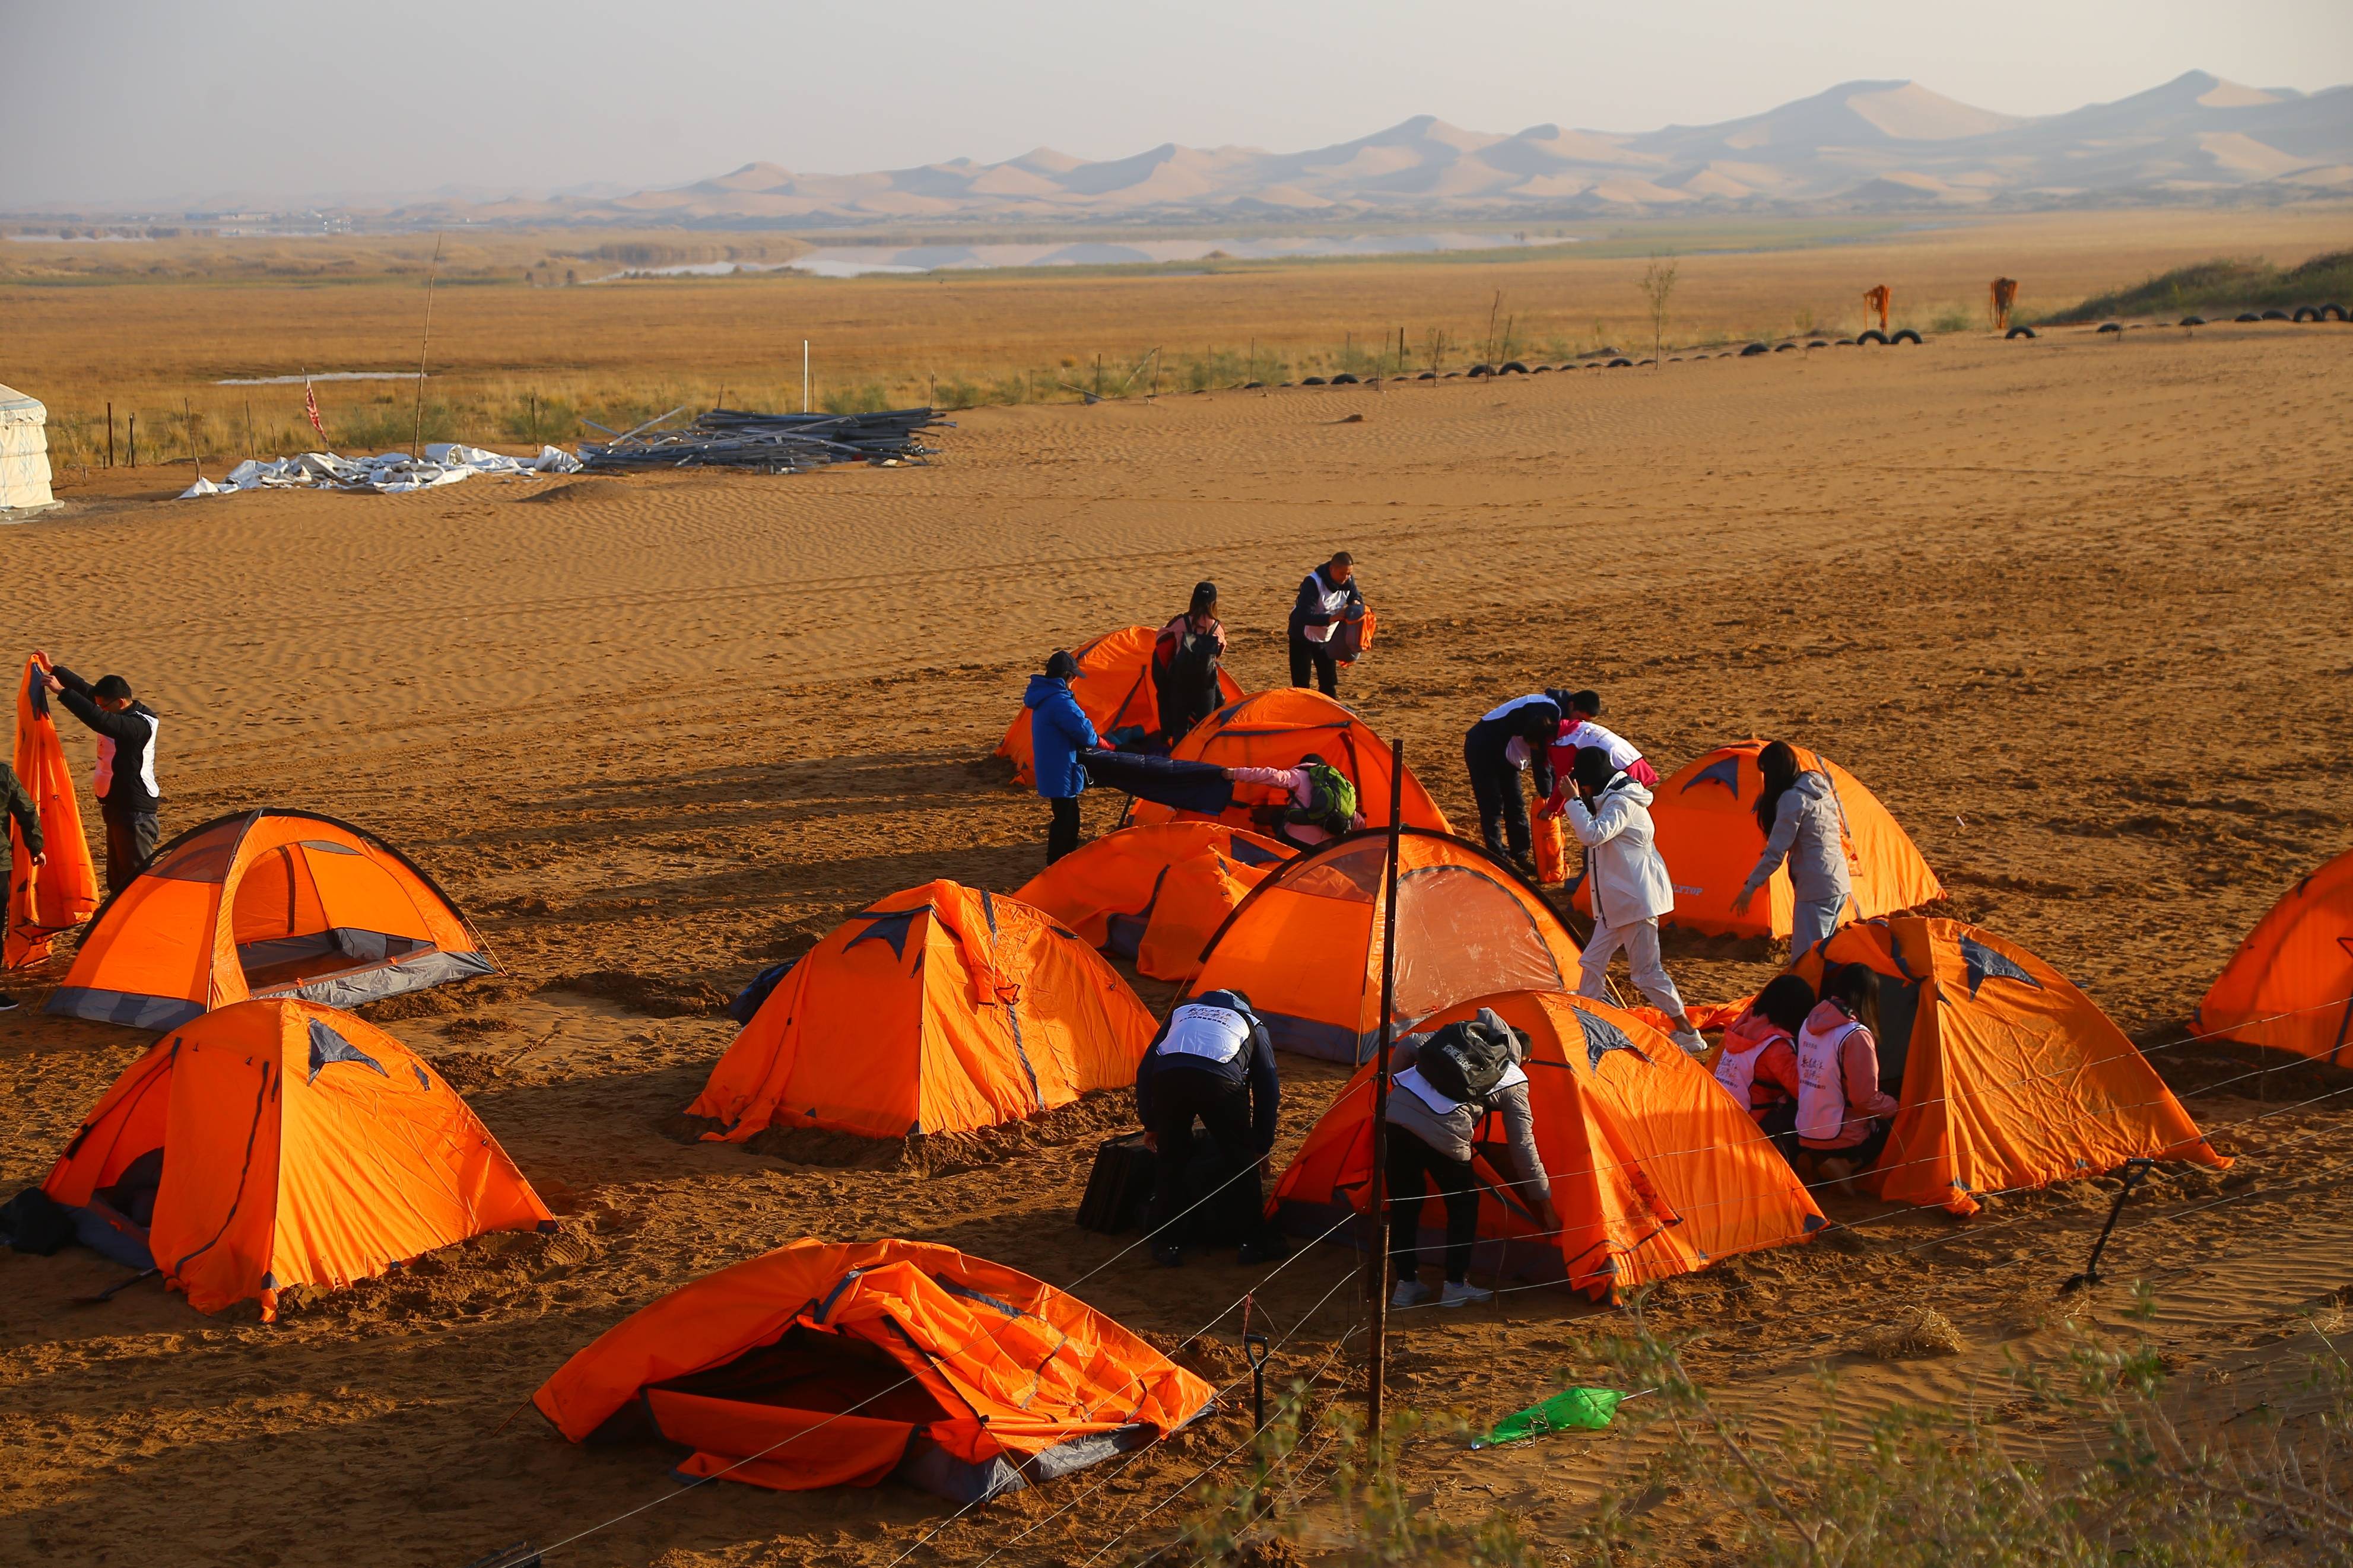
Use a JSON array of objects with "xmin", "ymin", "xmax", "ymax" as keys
[{"xmin": 1562, "ymin": 747, "xmax": 1707, "ymax": 1055}]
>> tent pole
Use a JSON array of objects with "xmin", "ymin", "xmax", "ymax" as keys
[{"xmin": 1364, "ymin": 737, "xmax": 1406, "ymax": 1451}]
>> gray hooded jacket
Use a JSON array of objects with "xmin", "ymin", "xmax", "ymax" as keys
[
  {"xmin": 1383, "ymin": 1010, "xmax": 1551, "ymax": 1201},
  {"xmin": 1740, "ymin": 769, "xmax": 1852, "ymax": 908}
]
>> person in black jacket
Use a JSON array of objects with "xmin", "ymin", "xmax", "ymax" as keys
[
  {"xmin": 1133, "ymin": 988, "xmax": 1284, "ymax": 1268},
  {"xmin": 0, "ymin": 764, "xmax": 45, "ymax": 1012},
  {"xmin": 1462, "ymin": 691, "xmax": 1564, "ymax": 872},
  {"xmin": 40, "ymin": 660, "xmax": 161, "ymax": 893},
  {"xmin": 1287, "ymin": 552, "xmax": 1363, "ymax": 696}
]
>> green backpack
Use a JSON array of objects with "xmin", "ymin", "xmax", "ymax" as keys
[{"xmin": 1285, "ymin": 761, "xmax": 1359, "ymax": 835}]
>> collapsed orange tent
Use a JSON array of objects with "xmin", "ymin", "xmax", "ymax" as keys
[
  {"xmin": 993, "ymin": 626, "xmax": 1244, "ymax": 787},
  {"xmin": 1792, "ymin": 917, "xmax": 2225, "ymax": 1214},
  {"xmin": 2195, "ymin": 850, "xmax": 2353, "ymax": 1063},
  {"xmin": 41, "ymin": 997, "xmax": 552, "ymax": 1319},
  {"xmin": 534, "ymin": 1236, "xmax": 1215, "ymax": 1502},
  {"xmin": 1012, "ymin": 822, "xmax": 1293, "ymax": 982},
  {"xmin": 47, "ymin": 809, "xmax": 495, "ymax": 1030},
  {"xmin": 1580, "ymin": 741, "xmax": 1942, "ymax": 941},
  {"xmin": 8, "ymin": 654, "xmax": 101, "ymax": 968},
  {"xmin": 1180, "ymin": 829, "xmax": 1581, "ymax": 1063},
  {"xmin": 1126, "ymin": 688, "xmax": 1452, "ymax": 836},
  {"xmin": 688, "ymin": 880, "xmax": 1154, "ymax": 1141},
  {"xmin": 1269, "ymin": 990, "xmax": 1822, "ymax": 1297}
]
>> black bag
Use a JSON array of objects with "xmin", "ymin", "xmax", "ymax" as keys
[
  {"xmin": 1413, "ymin": 1018, "xmax": 1517, "ymax": 1104},
  {"xmin": 1076, "ymin": 1130, "xmax": 1218, "ymax": 1236},
  {"xmin": 0, "ymin": 1187, "xmax": 76, "ymax": 1257}
]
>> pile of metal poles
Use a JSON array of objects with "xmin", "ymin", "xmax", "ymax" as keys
[{"xmin": 577, "ymin": 406, "xmax": 952, "ymax": 473}]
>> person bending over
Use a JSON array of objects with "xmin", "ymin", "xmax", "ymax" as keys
[
  {"xmin": 1730, "ymin": 740, "xmax": 1853, "ymax": 952},
  {"xmin": 1463, "ymin": 691, "xmax": 1563, "ymax": 872},
  {"xmin": 1287, "ymin": 552, "xmax": 1363, "ymax": 696},
  {"xmin": 1537, "ymin": 689, "xmax": 1656, "ymax": 814},
  {"xmin": 1226, "ymin": 752, "xmax": 1365, "ymax": 850},
  {"xmin": 1133, "ymin": 988, "xmax": 1282, "ymax": 1268},
  {"xmin": 1562, "ymin": 746, "xmax": 1708, "ymax": 1055},
  {"xmin": 1796, "ymin": 962, "xmax": 1901, "ymax": 1186}
]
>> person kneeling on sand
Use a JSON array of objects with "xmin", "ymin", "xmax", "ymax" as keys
[
  {"xmin": 1025, "ymin": 650, "xmax": 1098, "ymax": 867},
  {"xmin": 1385, "ymin": 1008, "xmax": 1559, "ymax": 1309},
  {"xmin": 1796, "ymin": 962, "xmax": 1901, "ymax": 1189},
  {"xmin": 1134, "ymin": 989, "xmax": 1283, "ymax": 1268},
  {"xmin": 1562, "ymin": 747, "xmax": 1709, "ymax": 1055},
  {"xmin": 1226, "ymin": 753, "xmax": 1366, "ymax": 850},
  {"xmin": 1714, "ymin": 974, "xmax": 1814, "ymax": 1160}
]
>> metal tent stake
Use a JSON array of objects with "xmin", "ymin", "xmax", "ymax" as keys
[
  {"xmin": 2060, "ymin": 1157, "xmax": 2157, "ymax": 1293},
  {"xmin": 1364, "ymin": 737, "xmax": 1406, "ymax": 1445}
]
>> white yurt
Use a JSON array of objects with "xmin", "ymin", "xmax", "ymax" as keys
[{"xmin": 1, "ymin": 383, "xmax": 58, "ymax": 516}]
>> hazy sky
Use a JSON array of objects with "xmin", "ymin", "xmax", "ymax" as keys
[{"xmin": 5, "ymin": 0, "xmax": 2348, "ymax": 206}]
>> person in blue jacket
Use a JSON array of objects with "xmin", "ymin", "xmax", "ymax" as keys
[{"xmin": 1026, "ymin": 650, "xmax": 1098, "ymax": 865}]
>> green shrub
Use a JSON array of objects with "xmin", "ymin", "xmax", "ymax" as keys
[{"xmin": 2053, "ymin": 250, "xmax": 2353, "ymax": 323}]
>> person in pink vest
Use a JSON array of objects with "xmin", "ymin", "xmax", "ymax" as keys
[
  {"xmin": 1713, "ymin": 974, "xmax": 1813, "ymax": 1159},
  {"xmin": 1795, "ymin": 963, "xmax": 1900, "ymax": 1184},
  {"xmin": 1224, "ymin": 753, "xmax": 1366, "ymax": 849}
]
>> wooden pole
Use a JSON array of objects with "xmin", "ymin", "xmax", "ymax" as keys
[
  {"xmin": 106, "ymin": 402, "xmax": 114, "ymax": 468},
  {"xmin": 1364, "ymin": 737, "xmax": 1406, "ymax": 1447},
  {"xmin": 412, "ymin": 234, "xmax": 444, "ymax": 456},
  {"xmin": 244, "ymin": 398, "xmax": 254, "ymax": 461},
  {"xmin": 184, "ymin": 397, "xmax": 199, "ymax": 476},
  {"xmin": 128, "ymin": 413, "xmax": 136, "ymax": 467},
  {"xmin": 802, "ymin": 341, "xmax": 810, "ymax": 412}
]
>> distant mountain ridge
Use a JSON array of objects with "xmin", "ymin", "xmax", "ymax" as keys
[{"xmin": 17, "ymin": 71, "xmax": 2348, "ymax": 227}]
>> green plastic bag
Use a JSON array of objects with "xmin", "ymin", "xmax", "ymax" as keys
[{"xmin": 1469, "ymin": 1386, "xmax": 1623, "ymax": 1449}]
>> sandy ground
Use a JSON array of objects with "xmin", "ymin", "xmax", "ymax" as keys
[{"xmin": 2, "ymin": 320, "xmax": 2351, "ymax": 1566}]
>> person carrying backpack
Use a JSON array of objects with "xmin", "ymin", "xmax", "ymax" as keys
[
  {"xmin": 1226, "ymin": 753, "xmax": 1364, "ymax": 849},
  {"xmin": 1024, "ymin": 650, "xmax": 1099, "ymax": 866},
  {"xmin": 1730, "ymin": 740, "xmax": 1855, "ymax": 952},
  {"xmin": 1463, "ymin": 691, "xmax": 1564, "ymax": 872},
  {"xmin": 1133, "ymin": 989, "xmax": 1283, "ymax": 1268},
  {"xmin": 1563, "ymin": 746, "xmax": 1709, "ymax": 1055},
  {"xmin": 1383, "ymin": 1007, "xmax": 1558, "ymax": 1308},
  {"xmin": 1287, "ymin": 552, "xmax": 1364, "ymax": 696},
  {"xmin": 1152, "ymin": 581, "xmax": 1227, "ymax": 742}
]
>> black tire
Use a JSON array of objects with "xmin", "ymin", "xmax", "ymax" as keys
[
  {"xmin": 2292, "ymin": 307, "xmax": 2319, "ymax": 323},
  {"xmin": 2235, "ymin": 313, "xmax": 2262, "ymax": 323},
  {"xmin": 1807, "ymin": 339, "xmax": 1828, "ymax": 348},
  {"xmin": 1301, "ymin": 376, "xmax": 1327, "ymax": 386},
  {"xmin": 2177, "ymin": 317, "xmax": 2203, "ymax": 328},
  {"xmin": 2097, "ymin": 322, "xmax": 2123, "ymax": 334},
  {"xmin": 1668, "ymin": 356, "xmax": 1683, "ymax": 362},
  {"xmin": 1891, "ymin": 329, "xmax": 1922, "ymax": 345},
  {"xmin": 1500, "ymin": 361, "xmax": 1529, "ymax": 374},
  {"xmin": 1836, "ymin": 338, "xmax": 1857, "ymax": 346},
  {"xmin": 1531, "ymin": 364, "xmax": 1552, "ymax": 373},
  {"xmin": 2005, "ymin": 326, "xmax": 2036, "ymax": 339},
  {"xmin": 1690, "ymin": 354, "xmax": 1710, "ymax": 361},
  {"xmin": 1242, "ymin": 380, "xmax": 1264, "ymax": 389},
  {"xmin": 1444, "ymin": 371, "xmax": 1463, "ymax": 379},
  {"xmin": 1607, "ymin": 357, "xmax": 1633, "ymax": 368},
  {"xmin": 1417, "ymin": 371, "xmax": 1436, "ymax": 380},
  {"xmin": 1329, "ymin": 373, "xmax": 1359, "ymax": 384},
  {"xmin": 1856, "ymin": 330, "xmax": 1888, "ymax": 345},
  {"xmin": 1774, "ymin": 343, "xmax": 1797, "ymax": 352},
  {"xmin": 1468, "ymin": 363, "xmax": 1494, "ymax": 377},
  {"xmin": 1279, "ymin": 381, "xmax": 1295, "ymax": 388},
  {"xmin": 2261, "ymin": 309, "xmax": 2289, "ymax": 321},
  {"xmin": 2322, "ymin": 304, "xmax": 2348, "ymax": 322},
  {"xmin": 1739, "ymin": 342, "xmax": 1769, "ymax": 357}
]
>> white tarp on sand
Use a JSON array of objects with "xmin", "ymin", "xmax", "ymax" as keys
[
  {"xmin": 180, "ymin": 444, "xmax": 583, "ymax": 497},
  {"xmin": 1, "ymin": 382, "xmax": 58, "ymax": 515}
]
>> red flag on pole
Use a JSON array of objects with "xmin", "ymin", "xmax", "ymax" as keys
[{"xmin": 303, "ymin": 378, "xmax": 326, "ymax": 441}]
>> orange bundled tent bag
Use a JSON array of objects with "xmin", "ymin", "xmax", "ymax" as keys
[
  {"xmin": 2195, "ymin": 850, "xmax": 2353, "ymax": 1063},
  {"xmin": 8, "ymin": 654, "xmax": 101, "ymax": 968},
  {"xmin": 688, "ymin": 881, "xmax": 1154, "ymax": 1141},
  {"xmin": 1792, "ymin": 917, "xmax": 2225, "ymax": 1214},
  {"xmin": 1014, "ymin": 821, "xmax": 1293, "ymax": 982},
  {"xmin": 41, "ymin": 997, "xmax": 552, "ymax": 1319},
  {"xmin": 1583, "ymin": 740, "xmax": 1942, "ymax": 940},
  {"xmin": 1180, "ymin": 829, "xmax": 1581, "ymax": 1063},
  {"xmin": 994, "ymin": 626, "xmax": 1243, "ymax": 787},
  {"xmin": 534, "ymin": 1236, "xmax": 1214, "ymax": 1502},
  {"xmin": 47, "ymin": 809, "xmax": 495, "ymax": 1031},
  {"xmin": 1126, "ymin": 688, "xmax": 1452, "ymax": 836},
  {"xmin": 1269, "ymin": 990, "xmax": 1822, "ymax": 1297}
]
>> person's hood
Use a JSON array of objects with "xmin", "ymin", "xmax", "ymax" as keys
[
  {"xmin": 1790, "ymin": 770, "xmax": 1834, "ymax": 804},
  {"xmin": 1603, "ymin": 774, "xmax": 1654, "ymax": 809},
  {"xmin": 1024, "ymin": 674, "xmax": 1070, "ymax": 710}
]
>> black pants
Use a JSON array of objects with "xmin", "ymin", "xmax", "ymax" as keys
[
  {"xmin": 1143, "ymin": 1067, "xmax": 1262, "ymax": 1248},
  {"xmin": 1806, "ymin": 1117, "xmax": 1892, "ymax": 1172},
  {"xmin": 101, "ymin": 803, "xmax": 160, "ymax": 895},
  {"xmin": 1288, "ymin": 637, "xmax": 1337, "ymax": 696},
  {"xmin": 1386, "ymin": 1132, "xmax": 1481, "ymax": 1284},
  {"xmin": 1046, "ymin": 795, "xmax": 1081, "ymax": 865},
  {"xmin": 1463, "ymin": 736, "xmax": 1529, "ymax": 860},
  {"xmin": 1757, "ymin": 1099, "xmax": 1801, "ymax": 1163}
]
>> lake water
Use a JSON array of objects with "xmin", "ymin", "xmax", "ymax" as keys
[{"xmin": 608, "ymin": 231, "xmax": 1579, "ymax": 279}]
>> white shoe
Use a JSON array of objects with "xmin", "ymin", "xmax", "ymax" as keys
[
  {"xmin": 1440, "ymin": 1280, "xmax": 1495, "ymax": 1308},
  {"xmin": 1390, "ymin": 1279, "xmax": 1436, "ymax": 1309},
  {"xmin": 1672, "ymin": 1026, "xmax": 1709, "ymax": 1057}
]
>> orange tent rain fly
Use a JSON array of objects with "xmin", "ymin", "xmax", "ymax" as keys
[
  {"xmin": 1126, "ymin": 688, "xmax": 1452, "ymax": 837},
  {"xmin": 993, "ymin": 626, "xmax": 1243, "ymax": 787},
  {"xmin": 1012, "ymin": 821, "xmax": 1293, "ymax": 982},
  {"xmin": 2195, "ymin": 849, "xmax": 2353, "ymax": 1063},
  {"xmin": 8, "ymin": 654, "xmax": 101, "ymax": 967}
]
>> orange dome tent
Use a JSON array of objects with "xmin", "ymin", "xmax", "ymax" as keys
[
  {"xmin": 1125, "ymin": 688, "xmax": 1452, "ymax": 835},
  {"xmin": 47, "ymin": 809, "xmax": 494, "ymax": 1030},
  {"xmin": 1013, "ymin": 822, "xmax": 1293, "ymax": 982},
  {"xmin": 1179, "ymin": 829, "xmax": 1580, "ymax": 1063},
  {"xmin": 1582, "ymin": 742, "xmax": 1941, "ymax": 941},
  {"xmin": 8, "ymin": 654, "xmax": 101, "ymax": 968},
  {"xmin": 1269, "ymin": 990, "xmax": 1822, "ymax": 1297},
  {"xmin": 687, "ymin": 881, "xmax": 1154, "ymax": 1141},
  {"xmin": 40, "ymin": 998, "xmax": 552, "ymax": 1319},
  {"xmin": 1792, "ymin": 917, "xmax": 2225, "ymax": 1214},
  {"xmin": 533, "ymin": 1236, "xmax": 1215, "ymax": 1503},
  {"xmin": 993, "ymin": 626, "xmax": 1243, "ymax": 787},
  {"xmin": 2194, "ymin": 850, "xmax": 2353, "ymax": 1063}
]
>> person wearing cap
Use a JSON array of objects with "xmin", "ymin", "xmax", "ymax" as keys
[
  {"xmin": 0, "ymin": 761, "xmax": 46, "ymax": 1012},
  {"xmin": 1133, "ymin": 988, "xmax": 1284, "ymax": 1267},
  {"xmin": 1287, "ymin": 551, "xmax": 1363, "ymax": 696},
  {"xmin": 40, "ymin": 658, "xmax": 161, "ymax": 893},
  {"xmin": 1023, "ymin": 650, "xmax": 1098, "ymax": 866},
  {"xmin": 1562, "ymin": 746, "xmax": 1709, "ymax": 1055},
  {"xmin": 1151, "ymin": 581, "xmax": 1227, "ymax": 742}
]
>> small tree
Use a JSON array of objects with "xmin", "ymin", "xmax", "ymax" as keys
[{"xmin": 1638, "ymin": 255, "xmax": 1679, "ymax": 368}]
